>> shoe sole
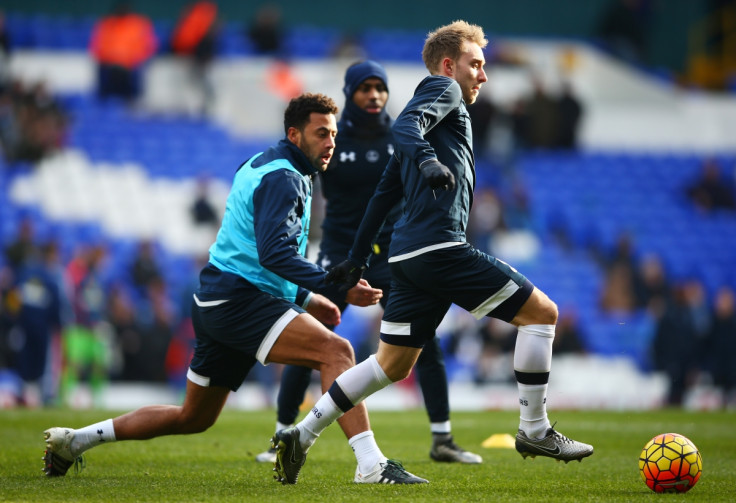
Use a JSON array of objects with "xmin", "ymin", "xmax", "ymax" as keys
[{"xmin": 516, "ymin": 443, "xmax": 594, "ymax": 463}]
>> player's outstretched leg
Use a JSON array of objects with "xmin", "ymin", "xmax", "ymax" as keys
[
  {"xmin": 43, "ymin": 428, "xmax": 85, "ymax": 477},
  {"xmin": 515, "ymin": 424, "xmax": 593, "ymax": 463},
  {"xmin": 354, "ymin": 459, "xmax": 429, "ymax": 484},
  {"xmin": 271, "ymin": 427, "xmax": 307, "ymax": 484}
]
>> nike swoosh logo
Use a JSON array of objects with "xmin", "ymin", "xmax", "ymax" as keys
[{"xmin": 533, "ymin": 444, "xmax": 561, "ymax": 455}]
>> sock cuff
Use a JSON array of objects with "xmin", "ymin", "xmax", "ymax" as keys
[
  {"xmin": 430, "ymin": 421, "xmax": 451, "ymax": 434},
  {"xmin": 368, "ymin": 355, "xmax": 392, "ymax": 386},
  {"xmin": 348, "ymin": 430, "xmax": 374, "ymax": 447},
  {"xmin": 517, "ymin": 324, "xmax": 555, "ymax": 338},
  {"xmin": 101, "ymin": 418, "xmax": 116, "ymax": 441}
]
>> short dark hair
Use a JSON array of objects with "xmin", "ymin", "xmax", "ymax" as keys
[{"xmin": 283, "ymin": 93, "xmax": 338, "ymax": 134}]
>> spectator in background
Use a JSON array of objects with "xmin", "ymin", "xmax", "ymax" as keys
[
  {"xmin": 0, "ymin": 79, "xmax": 68, "ymax": 163},
  {"xmin": 600, "ymin": 261, "xmax": 635, "ymax": 312},
  {"xmin": 4, "ymin": 217, "xmax": 36, "ymax": 275},
  {"xmin": 11, "ymin": 242, "xmax": 63, "ymax": 406},
  {"xmin": 0, "ymin": 82, "xmax": 18, "ymax": 161},
  {"xmin": 599, "ymin": 233, "xmax": 638, "ymax": 313},
  {"xmin": 556, "ymin": 80, "xmax": 583, "ymax": 150},
  {"xmin": 522, "ymin": 76, "xmax": 558, "ymax": 149},
  {"xmin": 331, "ymin": 33, "xmax": 368, "ymax": 61},
  {"xmin": 130, "ymin": 240, "xmax": 162, "ymax": 294},
  {"xmin": 133, "ymin": 277, "xmax": 177, "ymax": 382},
  {"xmin": 651, "ymin": 283, "xmax": 699, "ymax": 406},
  {"xmin": 633, "ymin": 253, "xmax": 670, "ymax": 314},
  {"xmin": 105, "ymin": 284, "xmax": 139, "ymax": 381},
  {"xmin": 596, "ymin": 0, "xmax": 650, "ymax": 65},
  {"xmin": 706, "ymin": 286, "xmax": 736, "ymax": 407},
  {"xmin": 89, "ymin": 2, "xmax": 158, "ymax": 103},
  {"xmin": 0, "ymin": 9, "xmax": 11, "ymax": 88},
  {"xmin": 247, "ymin": 3, "xmax": 284, "ymax": 56},
  {"xmin": 247, "ymin": 4, "xmax": 303, "ymax": 102},
  {"xmin": 686, "ymin": 157, "xmax": 736, "ymax": 212},
  {"xmin": 14, "ymin": 81, "xmax": 68, "ymax": 162},
  {"xmin": 1, "ymin": 262, "xmax": 17, "ymax": 372},
  {"xmin": 170, "ymin": 1, "xmax": 219, "ymax": 116},
  {"xmin": 683, "ymin": 278, "xmax": 711, "ymax": 346},
  {"xmin": 190, "ymin": 177, "xmax": 219, "ymax": 227},
  {"xmin": 61, "ymin": 244, "xmax": 110, "ymax": 407},
  {"xmin": 553, "ymin": 308, "xmax": 587, "ymax": 355}
]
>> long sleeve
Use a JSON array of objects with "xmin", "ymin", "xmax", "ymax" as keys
[
  {"xmin": 253, "ymin": 170, "xmax": 341, "ymax": 298},
  {"xmin": 391, "ymin": 76, "xmax": 463, "ymax": 168},
  {"xmin": 349, "ymin": 154, "xmax": 403, "ymax": 267}
]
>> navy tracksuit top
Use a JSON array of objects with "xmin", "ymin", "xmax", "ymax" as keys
[{"xmin": 349, "ymin": 75, "xmax": 476, "ymax": 266}]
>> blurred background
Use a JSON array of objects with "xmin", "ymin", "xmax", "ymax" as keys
[{"xmin": 1, "ymin": 0, "xmax": 735, "ymax": 412}]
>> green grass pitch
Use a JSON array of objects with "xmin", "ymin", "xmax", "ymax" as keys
[{"xmin": 1, "ymin": 408, "xmax": 734, "ymax": 502}]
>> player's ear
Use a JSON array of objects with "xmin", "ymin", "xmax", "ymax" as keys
[
  {"xmin": 287, "ymin": 126, "xmax": 300, "ymax": 144},
  {"xmin": 441, "ymin": 57, "xmax": 454, "ymax": 77}
]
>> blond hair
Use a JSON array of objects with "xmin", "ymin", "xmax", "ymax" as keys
[{"xmin": 422, "ymin": 20, "xmax": 488, "ymax": 74}]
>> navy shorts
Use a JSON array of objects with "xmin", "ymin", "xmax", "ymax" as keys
[
  {"xmin": 188, "ymin": 291, "xmax": 305, "ymax": 391},
  {"xmin": 381, "ymin": 243, "xmax": 534, "ymax": 348},
  {"xmin": 317, "ymin": 238, "xmax": 391, "ymax": 309}
]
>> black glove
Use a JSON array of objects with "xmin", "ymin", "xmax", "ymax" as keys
[
  {"xmin": 419, "ymin": 159, "xmax": 455, "ymax": 191},
  {"xmin": 325, "ymin": 258, "xmax": 365, "ymax": 291}
]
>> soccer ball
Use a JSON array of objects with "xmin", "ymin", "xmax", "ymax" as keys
[{"xmin": 639, "ymin": 433, "xmax": 702, "ymax": 493}]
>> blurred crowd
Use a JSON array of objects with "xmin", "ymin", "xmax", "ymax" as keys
[
  {"xmin": 0, "ymin": 217, "xmax": 200, "ymax": 407},
  {"xmin": 0, "ymin": 9, "xmax": 68, "ymax": 163},
  {"xmin": 0, "ymin": 79, "xmax": 68, "ymax": 163},
  {"xmin": 595, "ymin": 231, "xmax": 736, "ymax": 407}
]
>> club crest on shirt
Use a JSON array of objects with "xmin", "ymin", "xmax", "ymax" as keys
[{"xmin": 366, "ymin": 150, "xmax": 379, "ymax": 163}]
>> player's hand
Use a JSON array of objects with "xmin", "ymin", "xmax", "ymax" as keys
[
  {"xmin": 419, "ymin": 159, "xmax": 455, "ymax": 191},
  {"xmin": 306, "ymin": 293, "xmax": 341, "ymax": 326},
  {"xmin": 345, "ymin": 278, "xmax": 383, "ymax": 307},
  {"xmin": 325, "ymin": 258, "xmax": 365, "ymax": 291}
]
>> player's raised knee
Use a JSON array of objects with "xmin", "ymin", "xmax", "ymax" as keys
[
  {"xmin": 537, "ymin": 296, "xmax": 558, "ymax": 325},
  {"xmin": 513, "ymin": 288, "xmax": 558, "ymax": 326},
  {"xmin": 329, "ymin": 335, "xmax": 357, "ymax": 369}
]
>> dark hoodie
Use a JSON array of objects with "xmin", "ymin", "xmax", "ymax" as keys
[{"xmin": 319, "ymin": 60, "xmax": 400, "ymax": 249}]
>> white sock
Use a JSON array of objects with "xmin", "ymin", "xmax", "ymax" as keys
[
  {"xmin": 349, "ymin": 430, "xmax": 386, "ymax": 474},
  {"xmin": 514, "ymin": 324, "xmax": 554, "ymax": 373},
  {"xmin": 430, "ymin": 421, "xmax": 451, "ymax": 435},
  {"xmin": 71, "ymin": 419, "xmax": 116, "ymax": 455},
  {"xmin": 514, "ymin": 324, "xmax": 554, "ymax": 439},
  {"xmin": 335, "ymin": 354, "xmax": 392, "ymax": 404},
  {"xmin": 296, "ymin": 355, "xmax": 392, "ymax": 449},
  {"xmin": 297, "ymin": 393, "xmax": 342, "ymax": 450},
  {"xmin": 517, "ymin": 383, "xmax": 550, "ymax": 438}
]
